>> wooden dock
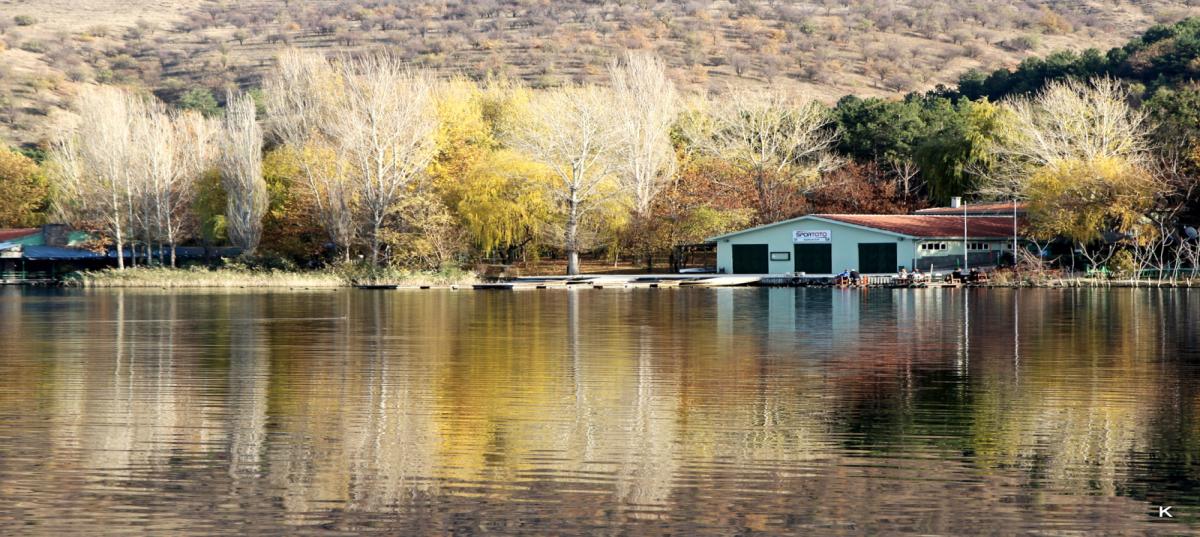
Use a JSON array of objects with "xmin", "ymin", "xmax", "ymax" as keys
[
  {"xmin": 367, "ymin": 273, "xmax": 988, "ymax": 291},
  {"xmin": 900, "ymin": 281, "xmax": 962, "ymax": 289},
  {"xmin": 474, "ymin": 274, "xmax": 769, "ymax": 290}
]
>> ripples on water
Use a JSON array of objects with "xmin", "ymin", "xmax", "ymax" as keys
[{"xmin": 1, "ymin": 287, "xmax": 1198, "ymax": 535}]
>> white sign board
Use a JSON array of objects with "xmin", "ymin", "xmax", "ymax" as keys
[{"xmin": 792, "ymin": 230, "xmax": 831, "ymax": 243}]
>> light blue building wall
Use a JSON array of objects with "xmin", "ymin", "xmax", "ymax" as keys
[
  {"xmin": 710, "ymin": 216, "xmax": 917, "ymax": 275},
  {"xmin": 709, "ymin": 215, "xmax": 1016, "ymax": 275}
]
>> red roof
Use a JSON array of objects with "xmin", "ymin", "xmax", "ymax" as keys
[
  {"xmin": 816, "ymin": 214, "xmax": 1020, "ymax": 238},
  {"xmin": 915, "ymin": 201, "xmax": 1027, "ymax": 215},
  {"xmin": 0, "ymin": 228, "xmax": 39, "ymax": 242}
]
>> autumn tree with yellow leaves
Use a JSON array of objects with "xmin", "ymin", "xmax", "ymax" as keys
[
  {"xmin": 429, "ymin": 79, "xmax": 551, "ymax": 264},
  {"xmin": 983, "ymin": 78, "xmax": 1163, "ymax": 268},
  {"xmin": 0, "ymin": 147, "xmax": 47, "ymax": 228}
]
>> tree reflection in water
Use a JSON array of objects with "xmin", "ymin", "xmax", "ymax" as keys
[{"xmin": 0, "ymin": 287, "xmax": 1197, "ymax": 534}]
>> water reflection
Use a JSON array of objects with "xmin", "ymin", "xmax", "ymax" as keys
[{"xmin": 0, "ymin": 287, "xmax": 1198, "ymax": 534}]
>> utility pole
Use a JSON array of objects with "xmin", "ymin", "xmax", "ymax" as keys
[
  {"xmin": 1012, "ymin": 198, "xmax": 1018, "ymax": 273},
  {"xmin": 960, "ymin": 197, "xmax": 968, "ymax": 272}
]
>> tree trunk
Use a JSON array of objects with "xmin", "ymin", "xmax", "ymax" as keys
[
  {"xmin": 566, "ymin": 196, "xmax": 580, "ymax": 276},
  {"xmin": 371, "ymin": 222, "xmax": 381, "ymax": 266},
  {"xmin": 755, "ymin": 171, "xmax": 771, "ymax": 223},
  {"xmin": 567, "ymin": 250, "xmax": 580, "ymax": 276},
  {"xmin": 115, "ymin": 230, "xmax": 125, "ymax": 270},
  {"xmin": 170, "ymin": 243, "xmax": 177, "ymax": 268},
  {"xmin": 636, "ymin": 211, "xmax": 653, "ymax": 273}
]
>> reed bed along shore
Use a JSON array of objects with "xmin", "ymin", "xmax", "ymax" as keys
[
  {"xmin": 58, "ymin": 267, "xmax": 1197, "ymax": 290},
  {"xmin": 1021, "ymin": 278, "xmax": 1200, "ymax": 288},
  {"xmin": 66, "ymin": 267, "xmax": 478, "ymax": 288}
]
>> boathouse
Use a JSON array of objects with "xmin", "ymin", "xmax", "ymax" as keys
[
  {"xmin": 708, "ymin": 213, "xmax": 1022, "ymax": 275},
  {"xmin": 0, "ymin": 224, "xmax": 242, "ymax": 284}
]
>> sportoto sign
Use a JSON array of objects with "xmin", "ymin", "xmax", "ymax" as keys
[{"xmin": 792, "ymin": 230, "xmax": 831, "ymax": 243}]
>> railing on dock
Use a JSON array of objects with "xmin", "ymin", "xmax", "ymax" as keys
[
  {"xmin": 0, "ymin": 270, "xmax": 55, "ymax": 285},
  {"xmin": 864, "ymin": 275, "xmax": 893, "ymax": 286}
]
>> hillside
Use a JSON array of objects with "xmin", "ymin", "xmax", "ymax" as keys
[{"xmin": 1, "ymin": 0, "xmax": 1199, "ymax": 147}]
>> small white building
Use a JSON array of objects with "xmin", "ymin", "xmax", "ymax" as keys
[{"xmin": 708, "ymin": 213, "xmax": 1021, "ymax": 275}]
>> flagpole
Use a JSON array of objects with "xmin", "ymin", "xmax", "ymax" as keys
[{"xmin": 963, "ymin": 198, "xmax": 968, "ymax": 272}]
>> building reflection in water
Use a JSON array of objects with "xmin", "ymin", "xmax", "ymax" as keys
[{"xmin": 0, "ymin": 288, "xmax": 1198, "ymax": 533}]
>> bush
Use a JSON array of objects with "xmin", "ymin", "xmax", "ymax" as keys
[
  {"xmin": 176, "ymin": 87, "xmax": 221, "ymax": 117},
  {"xmin": 1002, "ymin": 35, "xmax": 1040, "ymax": 51},
  {"xmin": 1108, "ymin": 250, "xmax": 1138, "ymax": 277},
  {"xmin": 225, "ymin": 254, "xmax": 299, "ymax": 272},
  {"xmin": 335, "ymin": 262, "xmax": 477, "ymax": 286},
  {"xmin": 13, "ymin": 15, "xmax": 35, "ymax": 27},
  {"xmin": 19, "ymin": 40, "xmax": 46, "ymax": 53}
]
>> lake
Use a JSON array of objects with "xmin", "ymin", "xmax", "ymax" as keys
[{"xmin": 1, "ymin": 287, "xmax": 1198, "ymax": 535}]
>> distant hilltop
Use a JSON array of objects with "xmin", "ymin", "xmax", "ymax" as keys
[{"xmin": 2, "ymin": 0, "xmax": 1199, "ymax": 146}]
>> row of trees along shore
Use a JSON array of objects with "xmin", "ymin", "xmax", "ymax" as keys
[{"xmin": 8, "ymin": 18, "xmax": 1200, "ymax": 277}]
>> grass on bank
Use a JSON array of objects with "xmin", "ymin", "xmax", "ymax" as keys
[{"xmin": 65, "ymin": 265, "xmax": 478, "ymax": 288}]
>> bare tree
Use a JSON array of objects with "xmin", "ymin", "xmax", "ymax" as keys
[
  {"xmin": 47, "ymin": 131, "xmax": 86, "ymax": 229},
  {"xmin": 981, "ymin": 77, "xmax": 1151, "ymax": 199},
  {"xmin": 50, "ymin": 86, "xmax": 139, "ymax": 269},
  {"xmin": 891, "ymin": 160, "xmax": 921, "ymax": 200},
  {"xmin": 329, "ymin": 55, "xmax": 438, "ymax": 265},
  {"xmin": 980, "ymin": 78, "xmax": 1158, "ymax": 263},
  {"xmin": 610, "ymin": 51, "xmax": 677, "ymax": 270},
  {"xmin": 506, "ymin": 85, "xmax": 620, "ymax": 275},
  {"xmin": 264, "ymin": 49, "xmax": 355, "ymax": 261},
  {"xmin": 684, "ymin": 87, "xmax": 841, "ymax": 222},
  {"xmin": 610, "ymin": 51, "xmax": 678, "ymax": 218},
  {"xmin": 171, "ymin": 111, "xmax": 218, "ymax": 261},
  {"xmin": 220, "ymin": 91, "xmax": 267, "ymax": 255},
  {"xmin": 132, "ymin": 103, "xmax": 216, "ymax": 266},
  {"xmin": 128, "ymin": 103, "xmax": 161, "ymax": 261}
]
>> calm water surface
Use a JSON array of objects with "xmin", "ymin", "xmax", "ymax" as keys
[{"xmin": 1, "ymin": 287, "xmax": 1199, "ymax": 535}]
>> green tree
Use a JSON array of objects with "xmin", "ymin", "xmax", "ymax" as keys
[
  {"xmin": 193, "ymin": 168, "xmax": 226, "ymax": 246},
  {"xmin": 177, "ymin": 88, "xmax": 222, "ymax": 117},
  {"xmin": 915, "ymin": 99, "xmax": 1007, "ymax": 204},
  {"xmin": 1144, "ymin": 85, "xmax": 1200, "ymax": 146},
  {"xmin": 258, "ymin": 148, "xmax": 325, "ymax": 262},
  {"xmin": 833, "ymin": 95, "xmax": 928, "ymax": 163}
]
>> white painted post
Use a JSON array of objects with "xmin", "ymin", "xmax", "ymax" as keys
[
  {"xmin": 1012, "ymin": 198, "xmax": 1018, "ymax": 269},
  {"xmin": 961, "ymin": 199, "xmax": 968, "ymax": 272}
]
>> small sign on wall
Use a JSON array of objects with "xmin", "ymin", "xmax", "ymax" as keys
[
  {"xmin": 793, "ymin": 230, "xmax": 832, "ymax": 243},
  {"xmin": 770, "ymin": 251, "xmax": 791, "ymax": 261}
]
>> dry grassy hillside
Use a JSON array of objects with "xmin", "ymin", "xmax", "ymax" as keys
[{"xmin": 0, "ymin": 0, "xmax": 1198, "ymax": 147}]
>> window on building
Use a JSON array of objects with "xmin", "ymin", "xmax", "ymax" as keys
[
  {"xmin": 967, "ymin": 242, "xmax": 991, "ymax": 251},
  {"xmin": 920, "ymin": 242, "xmax": 947, "ymax": 252}
]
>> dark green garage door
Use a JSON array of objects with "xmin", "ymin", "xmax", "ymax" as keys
[
  {"xmin": 794, "ymin": 244, "xmax": 832, "ymax": 274},
  {"xmin": 731, "ymin": 244, "xmax": 769, "ymax": 274},
  {"xmin": 858, "ymin": 243, "xmax": 897, "ymax": 274}
]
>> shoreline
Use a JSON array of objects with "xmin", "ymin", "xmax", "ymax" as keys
[
  {"xmin": 24, "ymin": 267, "xmax": 1200, "ymax": 290},
  {"xmin": 60, "ymin": 267, "xmax": 478, "ymax": 289}
]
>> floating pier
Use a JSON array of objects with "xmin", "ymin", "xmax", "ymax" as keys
[
  {"xmin": 475, "ymin": 274, "xmax": 800, "ymax": 290},
  {"xmin": 357, "ymin": 273, "xmax": 1200, "ymax": 291},
  {"xmin": 332, "ymin": 273, "xmax": 990, "ymax": 291}
]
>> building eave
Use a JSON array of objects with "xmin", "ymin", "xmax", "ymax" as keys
[{"xmin": 706, "ymin": 214, "xmax": 917, "ymax": 242}]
